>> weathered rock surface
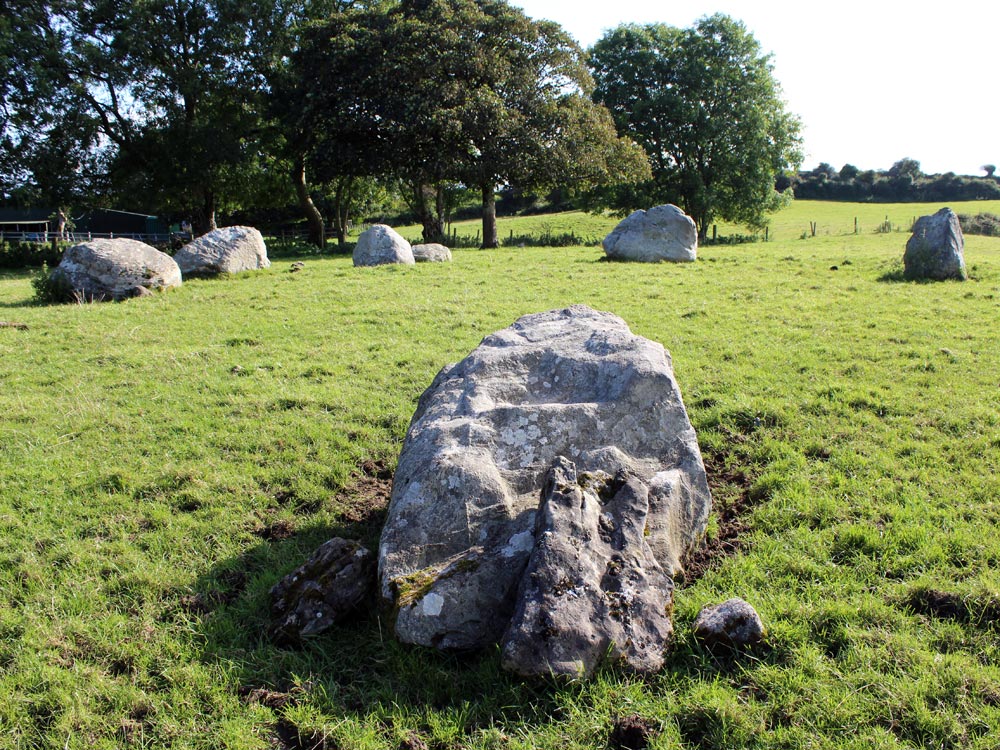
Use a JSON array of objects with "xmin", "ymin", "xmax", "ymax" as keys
[
  {"xmin": 501, "ymin": 457, "xmax": 674, "ymax": 677},
  {"xmin": 353, "ymin": 224, "xmax": 415, "ymax": 267},
  {"xmin": 269, "ymin": 538, "xmax": 375, "ymax": 643},
  {"xmin": 174, "ymin": 225, "xmax": 270, "ymax": 275},
  {"xmin": 379, "ymin": 305, "xmax": 711, "ymax": 673},
  {"xmin": 412, "ymin": 243, "xmax": 452, "ymax": 262},
  {"xmin": 603, "ymin": 205, "xmax": 698, "ymax": 263},
  {"xmin": 692, "ymin": 597, "xmax": 764, "ymax": 647},
  {"xmin": 52, "ymin": 238, "xmax": 181, "ymax": 301},
  {"xmin": 904, "ymin": 208, "xmax": 967, "ymax": 280}
]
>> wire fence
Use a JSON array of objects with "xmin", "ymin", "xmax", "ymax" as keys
[{"xmin": 0, "ymin": 230, "xmax": 181, "ymax": 244}]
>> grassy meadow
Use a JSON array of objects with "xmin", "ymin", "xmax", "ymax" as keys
[{"xmin": 1, "ymin": 200, "xmax": 999, "ymax": 749}]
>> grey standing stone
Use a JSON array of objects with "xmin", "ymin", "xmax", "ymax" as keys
[
  {"xmin": 51, "ymin": 238, "xmax": 181, "ymax": 301},
  {"xmin": 412, "ymin": 243, "xmax": 452, "ymax": 262},
  {"xmin": 269, "ymin": 538, "xmax": 375, "ymax": 643},
  {"xmin": 379, "ymin": 305, "xmax": 711, "ymax": 665},
  {"xmin": 501, "ymin": 458, "xmax": 674, "ymax": 677},
  {"xmin": 692, "ymin": 597, "xmax": 765, "ymax": 647},
  {"xmin": 603, "ymin": 205, "xmax": 698, "ymax": 263},
  {"xmin": 353, "ymin": 224, "xmax": 415, "ymax": 266},
  {"xmin": 174, "ymin": 225, "xmax": 270, "ymax": 275},
  {"xmin": 904, "ymin": 208, "xmax": 967, "ymax": 280}
]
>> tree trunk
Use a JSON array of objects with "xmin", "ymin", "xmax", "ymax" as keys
[
  {"xmin": 412, "ymin": 182, "xmax": 444, "ymax": 243},
  {"xmin": 194, "ymin": 189, "xmax": 217, "ymax": 236},
  {"xmin": 292, "ymin": 155, "xmax": 326, "ymax": 249},
  {"xmin": 333, "ymin": 176, "xmax": 354, "ymax": 248},
  {"xmin": 480, "ymin": 182, "xmax": 498, "ymax": 249}
]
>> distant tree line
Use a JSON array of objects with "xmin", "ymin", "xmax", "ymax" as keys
[
  {"xmin": 2, "ymin": 0, "xmax": 802, "ymax": 247},
  {"xmin": 789, "ymin": 159, "xmax": 1000, "ymax": 202}
]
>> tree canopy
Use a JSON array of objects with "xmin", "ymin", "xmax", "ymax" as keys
[
  {"xmin": 295, "ymin": 0, "xmax": 648, "ymax": 245},
  {"xmin": 1, "ymin": 0, "xmax": 340, "ymax": 229},
  {"xmin": 589, "ymin": 15, "xmax": 803, "ymax": 237}
]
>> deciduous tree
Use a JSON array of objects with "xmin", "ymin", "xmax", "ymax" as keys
[
  {"xmin": 589, "ymin": 15, "xmax": 803, "ymax": 238},
  {"xmin": 298, "ymin": 0, "xmax": 648, "ymax": 246}
]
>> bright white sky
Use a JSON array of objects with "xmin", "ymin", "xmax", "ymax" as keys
[{"xmin": 511, "ymin": 0, "xmax": 998, "ymax": 176}]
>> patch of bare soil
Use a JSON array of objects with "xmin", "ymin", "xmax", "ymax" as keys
[
  {"xmin": 680, "ymin": 448, "xmax": 758, "ymax": 586},
  {"xmin": 609, "ymin": 713, "xmax": 659, "ymax": 749},
  {"xmin": 335, "ymin": 459, "xmax": 393, "ymax": 539}
]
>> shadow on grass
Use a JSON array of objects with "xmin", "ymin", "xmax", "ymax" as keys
[
  {"xmin": 183, "ymin": 430, "xmax": 785, "ymax": 748},
  {"xmin": 182, "ymin": 461, "xmax": 561, "ymax": 747},
  {"xmin": 877, "ymin": 267, "xmax": 972, "ymax": 284}
]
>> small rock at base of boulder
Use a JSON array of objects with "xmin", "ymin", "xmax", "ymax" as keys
[
  {"xmin": 51, "ymin": 238, "xmax": 182, "ymax": 301},
  {"xmin": 353, "ymin": 225, "xmax": 415, "ymax": 266},
  {"xmin": 269, "ymin": 538, "xmax": 375, "ymax": 644},
  {"xmin": 904, "ymin": 208, "xmax": 967, "ymax": 281},
  {"xmin": 174, "ymin": 226, "xmax": 270, "ymax": 276},
  {"xmin": 412, "ymin": 243, "xmax": 452, "ymax": 262},
  {"xmin": 692, "ymin": 597, "xmax": 764, "ymax": 647},
  {"xmin": 603, "ymin": 205, "xmax": 698, "ymax": 262}
]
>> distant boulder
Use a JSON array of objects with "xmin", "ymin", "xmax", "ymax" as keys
[
  {"xmin": 904, "ymin": 208, "xmax": 967, "ymax": 280},
  {"xmin": 353, "ymin": 225, "xmax": 414, "ymax": 267},
  {"xmin": 603, "ymin": 205, "xmax": 698, "ymax": 262},
  {"xmin": 174, "ymin": 226, "xmax": 270, "ymax": 276},
  {"xmin": 412, "ymin": 243, "xmax": 452, "ymax": 263},
  {"xmin": 52, "ymin": 238, "xmax": 181, "ymax": 301}
]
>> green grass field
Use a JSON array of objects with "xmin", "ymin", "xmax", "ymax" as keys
[
  {"xmin": 394, "ymin": 198, "xmax": 1000, "ymax": 246},
  {"xmin": 1, "ymin": 200, "xmax": 999, "ymax": 749}
]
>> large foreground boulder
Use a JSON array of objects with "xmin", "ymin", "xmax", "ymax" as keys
[
  {"xmin": 52, "ymin": 238, "xmax": 181, "ymax": 301},
  {"xmin": 904, "ymin": 208, "xmax": 967, "ymax": 280},
  {"xmin": 379, "ymin": 305, "xmax": 712, "ymax": 676},
  {"xmin": 603, "ymin": 205, "xmax": 698, "ymax": 262},
  {"xmin": 353, "ymin": 224, "xmax": 414, "ymax": 267},
  {"xmin": 174, "ymin": 225, "xmax": 270, "ymax": 275},
  {"xmin": 412, "ymin": 243, "xmax": 452, "ymax": 262}
]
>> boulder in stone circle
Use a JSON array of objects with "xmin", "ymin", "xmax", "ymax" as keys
[
  {"xmin": 603, "ymin": 205, "xmax": 698, "ymax": 263},
  {"xmin": 501, "ymin": 457, "xmax": 674, "ymax": 677},
  {"xmin": 174, "ymin": 225, "xmax": 270, "ymax": 276},
  {"xmin": 692, "ymin": 597, "xmax": 764, "ymax": 647},
  {"xmin": 353, "ymin": 224, "xmax": 414, "ymax": 267},
  {"xmin": 412, "ymin": 243, "xmax": 452, "ymax": 262},
  {"xmin": 269, "ymin": 538, "xmax": 375, "ymax": 644},
  {"xmin": 904, "ymin": 208, "xmax": 967, "ymax": 280},
  {"xmin": 379, "ymin": 305, "xmax": 711, "ymax": 670},
  {"xmin": 51, "ymin": 238, "xmax": 181, "ymax": 301}
]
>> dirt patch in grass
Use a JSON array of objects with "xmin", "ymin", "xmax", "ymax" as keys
[
  {"xmin": 335, "ymin": 459, "xmax": 393, "ymax": 544},
  {"xmin": 609, "ymin": 713, "xmax": 659, "ymax": 749},
  {"xmin": 255, "ymin": 518, "xmax": 296, "ymax": 541},
  {"xmin": 397, "ymin": 732, "xmax": 430, "ymax": 750},
  {"xmin": 680, "ymin": 447, "xmax": 759, "ymax": 586},
  {"xmin": 273, "ymin": 719, "xmax": 330, "ymax": 750}
]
